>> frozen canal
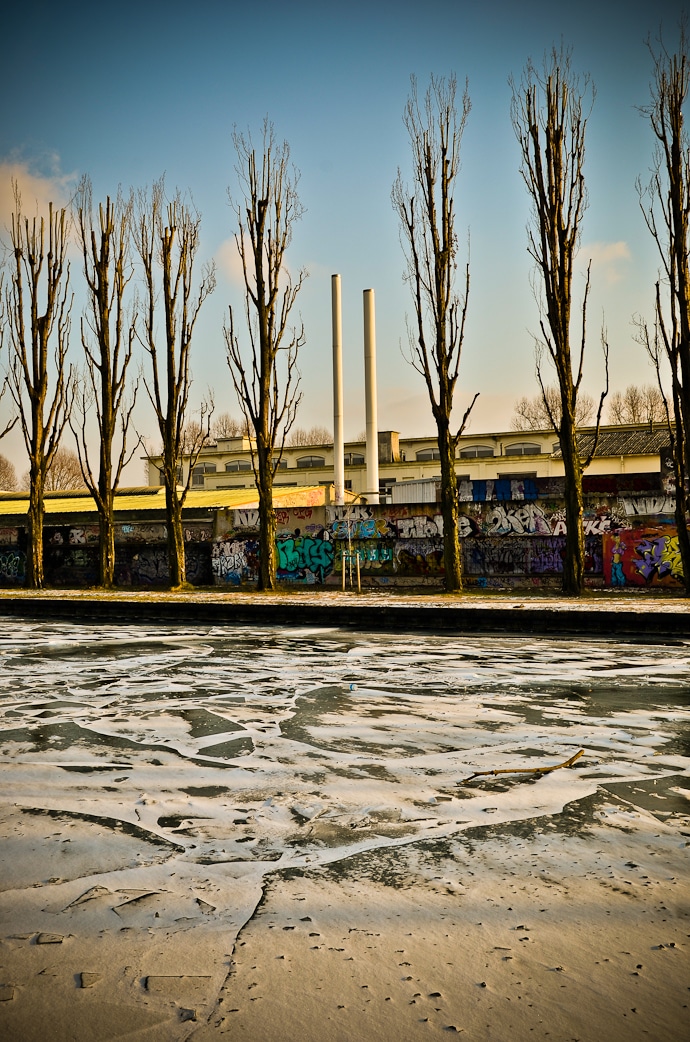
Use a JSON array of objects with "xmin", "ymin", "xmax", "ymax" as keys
[{"xmin": 0, "ymin": 620, "xmax": 688, "ymax": 1041}]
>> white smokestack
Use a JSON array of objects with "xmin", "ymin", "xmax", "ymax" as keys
[
  {"xmin": 331, "ymin": 275, "xmax": 345, "ymax": 506},
  {"xmin": 363, "ymin": 288, "xmax": 379, "ymax": 505}
]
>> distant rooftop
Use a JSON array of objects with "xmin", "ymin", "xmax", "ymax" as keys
[{"xmin": 552, "ymin": 426, "xmax": 669, "ymax": 459}]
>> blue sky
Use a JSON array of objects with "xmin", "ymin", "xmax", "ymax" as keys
[{"xmin": 1, "ymin": 0, "xmax": 687, "ymax": 474}]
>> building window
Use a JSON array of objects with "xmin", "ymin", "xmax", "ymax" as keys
[
  {"xmin": 459, "ymin": 445, "xmax": 494, "ymax": 458},
  {"xmin": 505, "ymin": 442, "xmax": 541, "ymax": 456},
  {"xmin": 225, "ymin": 459, "xmax": 252, "ymax": 472},
  {"xmin": 344, "ymin": 452, "xmax": 365, "ymax": 466},
  {"xmin": 416, "ymin": 447, "xmax": 441, "ymax": 461},
  {"xmin": 192, "ymin": 463, "xmax": 217, "ymax": 486},
  {"xmin": 272, "ymin": 458, "xmax": 288, "ymax": 469},
  {"xmin": 296, "ymin": 455, "xmax": 326, "ymax": 468}
]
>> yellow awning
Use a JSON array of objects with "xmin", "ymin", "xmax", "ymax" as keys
[{"xmin": 0, "ymin": 485, "xmax": 340, "ymax": 518}]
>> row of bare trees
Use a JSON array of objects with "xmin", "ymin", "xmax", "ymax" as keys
[
  {"xmin": 0, "ymin": 121, "xmax": 307, "ymax": 591},
  {"xmin": 512, "ymin": 383, "xmax": 666, "ymax": 429},
  {"xmin": 0, "ymin": 181, "xmax": 207, "ymax": 588},
  {"xmin": 394, "ymin": 31, "xmax": 690, "ymax": 596}
]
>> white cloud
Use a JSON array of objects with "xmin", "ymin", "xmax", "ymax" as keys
[
  {"xmin": 216, "ymin": 236, "xmax": 246, "ymax": 287},
  {"xmin": 215, "ymin": 236, "xmax": 302, "ymax": 292},
  {"xmin": 580, "ymin": 240, "xmax": 631, "ymax": 284},
  {"xmin": 0, "ymin": 158, "xmax": 75, "ymax": 235}
]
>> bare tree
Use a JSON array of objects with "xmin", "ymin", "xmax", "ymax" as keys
[
  {"xmin": 286, "ymin": 425, "xmax": 333, "ymax": 446},
  {"xmin": 44, "ymin": 446, "xmax": 86, "ymax": 491},
  {"xmin": 638, "ymin": 24, "xmax": 690, "ymax": 593},
  {"xmin": 0, "ymin": 454, "xmax": 17, "ymax": 490},
  {"xmin": 72, "ymin": 177, "xmax": 139, "ymax": 587},
  {"xmin": 136, "ymin": 179, "xmax": 216, "ymax": 587},
  {"xmin": 512, "ymin": 386, "xmax": 595, "ymax": 430},
  {"xmin": 212, "ymin": 411, "xmax": 248, "ymax": 440},
  {"xmin": 4, "ymin": 187, "xmax": 73, "ymax": 587},
  {"xmin": 225, "ymin": 121, "xmax": 306, "ymax": 590},
  {"xmin": 20, "ymin": 447, "xmax": 84, "ymax": 491},
  {"xmin": 181, "ymin": 417, "xmax": 214, "ymax": 452},
  {"xmin": 607, "ymin": 383, "xmax": 666, "ymax": 425},
  {"xmin": 512, "ymin": 48, "xmax": 608, "ymax": 596},
  {"xmin": 392, "ymin": 74, "xmax": 478, "ymax": 593}
]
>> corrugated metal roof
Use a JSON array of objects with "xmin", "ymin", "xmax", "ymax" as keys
[
  {"xmin": 0, "ymin": 485, "xmax": 334, "ymax": 518},
  {"xmin": 552, "ymin": 427, "xmax": 669, "ymax": 459}
]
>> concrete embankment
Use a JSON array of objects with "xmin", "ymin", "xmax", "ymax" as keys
[{"xmin": 0, "ymin": 589, "xmax": 688, "ymax": 637}]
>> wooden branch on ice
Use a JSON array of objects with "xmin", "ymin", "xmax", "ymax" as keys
[{"xmin": 462, "ymin": 749, "xmax": 584, "ymax": 783}]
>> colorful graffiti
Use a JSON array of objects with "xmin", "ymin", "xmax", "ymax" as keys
[
  {"xmin": 277, "ymin": 534, "xmax": 334, "ymax": 583},
  {"xmin": 212, "ymin": 539, "xmax": 259, "ymax": 584},
  {"xmin": 602, "ymin": 525, "xmax": 684, "ymax": 587}
]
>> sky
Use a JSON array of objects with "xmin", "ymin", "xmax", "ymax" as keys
[{"xmin": 0, "ymin": 0, "xmax": 687, "ymax": 478}]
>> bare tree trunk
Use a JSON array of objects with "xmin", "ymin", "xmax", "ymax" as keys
[
  {"xmin": 165, "ymin": 482, "xmax": 186, "ymax": 587},
  {"xmin": 27, "ymin": 462, "xmax": 45, "ymax": 587},
  {"xmin": 392, "ymin": 76, "xmax": 477, "ymax": 593},
  {"xmin": 99, "ymin": 510, "xmax": 116, "ymax": 588},
  {"xmin": 438, "ymin": 421, "xmax": 461, "ymax": 590},
  {"xmin": 225, "ymin": 122, "xmax": 306, "ymax": 591},
  {"xmin": 257, "ymin": 464, "xmax": 276, "ymax": 589},
  {"xmin": 559, "ymin": 406, "xmax": 585, "ymax": 594}
]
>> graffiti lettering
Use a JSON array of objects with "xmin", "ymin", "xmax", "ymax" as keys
[
  {"xmin": 184, "ymin": 524, "xmax": 212, "ymax": 542},
  {"xmin": 212, "ymin": 540, "xmax": 250, "ymax": 584},
  {"xmin": 0, "ymin": 549, "xmax": 26, "ymax": 583},
  {"xmin": 634, "ymin": 535, "xmax": 683, "ymax": 582},
  {"xmin": 394, "ymin": 515, "xmax": 443, "ymax": 539},
  {"xmin": 486, "ymin": 503, "xmax": 551, "ymax": 536},
  {"xmin": 327, "ymin": 505, "xmax": 374, "ymax": 523},
  {"xmin": 620, "ymin": 495, "xmax": 675, "ymax": 516},
  {"xmin": 277, "ymin": 536, "xmax": 334, "ymax": 581},
  {"xmin": 234, "ymin": 509, "xmax": 260, "ymax": 529}
]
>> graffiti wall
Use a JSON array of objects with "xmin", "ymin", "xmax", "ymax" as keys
[
  {"xmin": 208, "ymin": 497, "xmax": 659, "ymax": 588},
  {"xmin": 213, "ymin": 508, "xmax": 335, "ymax": 585},
  {"xmin": 1, "ymin": 474, "xmax": 684, "ymax": 588}
]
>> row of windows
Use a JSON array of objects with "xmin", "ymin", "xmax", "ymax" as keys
[
  {"xmin": 199, "ymin": 454, "xmax": 363, "ymax": 474},
  {"xmin": 188, "ymin": 442, "xmax": 549, "ymax": 483}
]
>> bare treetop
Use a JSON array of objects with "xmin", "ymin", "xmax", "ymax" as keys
[
  {"xmin": 227, "ymin": 121, "xmax": 306, "ymax": 450},
  {"xmin": 512, "ymin": 386, "xmax": 595, "ymax": 430},
  {"xmin": 511, "ymin": 49, "xmax": 595, "ymax": 352},
  {"xmin": 392, "ymin": 74, "xmax": 473, "ymax": 427}
]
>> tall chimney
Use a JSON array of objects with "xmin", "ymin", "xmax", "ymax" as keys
[
  {"xmin": 363, "ymin": 288, "xmax": 380, "ymax": 504},
  {"xmin": 331, "ymin": 275, "xmax": 345, "ymax": 505}
]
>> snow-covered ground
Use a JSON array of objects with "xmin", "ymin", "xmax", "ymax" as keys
[{"xmin": 0, "ymin": 621, "xmax": 688, "ymax": 1041}]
